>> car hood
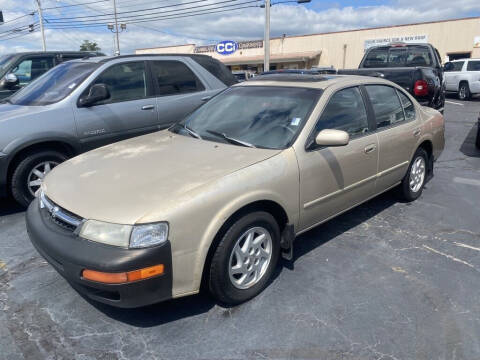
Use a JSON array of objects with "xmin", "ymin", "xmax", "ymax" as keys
[
  {"xmin": 0, "ymin": 103, "xmax": 45, "ymax": 120},
  {"xmin": 43, "ymin": 130, "xmax": 281, "ymax": 224}
]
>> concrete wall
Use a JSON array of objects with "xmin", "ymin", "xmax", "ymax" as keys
[{"xmin": 136, "ymin": 17, "xmax": 480, "ymax": 69}]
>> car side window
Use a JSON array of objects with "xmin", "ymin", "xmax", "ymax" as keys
[
  {"xmin": 396, "ymin": 90, "xmax": 415, "ymax": 121},
  {"xmin": 365, "ymin": 85, "xmax": 405, "ymax": 129},
  {"xmin": 448, "ymin": 61, "xmax": 464, "ymax": 71},
  {"xmin": 150, "ymin": 60, "xmax": 205, "ymax": 96},
  {"xmin": 92, "ymin": 61, "xmax": 147, "ymax": 103},
  {"xmin": 467, "ymin": 61, "xmax": 480, "ymax": 71},
  {"xmin": 12, "ymin": 57, "xmax": 54, "ymax": 85},
  {"xmin": 315, "ymin": 87, "xmax": 369, "ymax": 137}
]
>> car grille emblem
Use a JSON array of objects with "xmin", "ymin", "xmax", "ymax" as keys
[{"xmin": 52, "ymin": 206, "xmax": 60, "ymax": 219}]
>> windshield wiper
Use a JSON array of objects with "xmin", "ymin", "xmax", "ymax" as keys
[
  {"xmin": 206, "ymin": 130, "xmax": 256, "ymax": 148},
  {"xmin": 184, "ymin": 124, "xmax": 202, "ymax": 139}
]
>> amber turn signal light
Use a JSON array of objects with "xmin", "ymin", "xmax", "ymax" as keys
[{"xmin": 82, "ymin": 264, "xmax": 164, "ymax": 284}]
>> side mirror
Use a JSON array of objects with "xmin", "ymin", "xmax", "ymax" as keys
[
  {"xmin": 78, "ymin": 83, "xmax": 110, "ymax": 107},
  {"xmin": 315, "ymin": 129, "xmax": 350, "ymax": 147},
  {"xmin": 443, "ymin": 62, "xmax": 454, "ymax": 72},
  {"xmin": 2, "ymin": 73, "xmax": 19, "ymax": 89}
]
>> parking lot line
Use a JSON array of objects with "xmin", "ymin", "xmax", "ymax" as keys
[
  {"xmin": 445, "ymin": 100, "xmax": 465, "ymax": 106},
  {"xmin": 453, "ymin": 176, "xmax": 480, "ymax": 186}
]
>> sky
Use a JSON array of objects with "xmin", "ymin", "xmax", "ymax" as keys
[{"xmin": 0, "ymin": 0, "xmax": 480, "ymax": 55}]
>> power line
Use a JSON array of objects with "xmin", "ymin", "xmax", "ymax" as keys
[
  {"xmin": 44, "ymin": 0, "xmax": 234, "ymax": 20},
  {"xmin": 44, "ymin": 4, "xmax": 259, "ymax": 28},
  {"xmin": 44, "ymin": 0, "xmax": 260, "ymax": 25},
  {"xmin": 41, "ymin": 0, "xmax": 109, "ymax": 10},
  {"xmin": 0, "ymin": 12, "xmax": 36, "ymax": 24}
]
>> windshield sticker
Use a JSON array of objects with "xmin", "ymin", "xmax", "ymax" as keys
[{"xmin": 290, "ymin": 117, "xmax": 301, "ymax": 126}]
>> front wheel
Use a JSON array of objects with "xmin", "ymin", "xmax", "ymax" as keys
[
  {"xmin": 208, "ymin": 211, "xmax": 280, "ymax": 305},
  {"xmin": 10, "ymin": 150, "xmax": 67, "ymax": 207},
  {"xmin": 399, "ymin": 148, "xmax": 428, "ymax": 202}
]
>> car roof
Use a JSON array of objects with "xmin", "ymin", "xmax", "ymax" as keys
[
  {"xmin": 239, "ymin": 74, "xmax": 397, "ymax": 90},
  {"xmin": 69, "ymin": 53, "xmax": 217, "ymax": 64}
]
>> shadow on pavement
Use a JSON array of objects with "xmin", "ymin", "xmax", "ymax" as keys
[
  {"xmin": 90, "ymin": 190, "xmax": 398, "ymax": 327},
  {"xmin": 0, "ymin": 197, "xmax": 25, "ymax": 216},
  {"xmin": 292, "ymin": 190, "xmax": 397, "ymax": 263},
  {"xmin": 459, "ymin": 122, "xmax": 480, "ymax": 158}
]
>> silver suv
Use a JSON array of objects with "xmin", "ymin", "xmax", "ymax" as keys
[{"xmin": 0, "ymin": 54, "xmax": 236, "ymax": 206}]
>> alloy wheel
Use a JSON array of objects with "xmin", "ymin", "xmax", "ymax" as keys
[
  {"xmin": 409, "ymin": 156, "xmax": 426, "ymax": 193},
  {"xmin": 27, "ymin": 161, "xmax": 59, "ymax": 196},
  {"xmin": 228, "ymin": 226, "xmax": 273, "ymax": 290}
]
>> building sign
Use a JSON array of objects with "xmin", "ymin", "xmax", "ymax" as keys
[
  {"xmin": 194, "ymin": 40, "xmax": 263, "ymax": 54},
  {"xmin": 364, "ymin": 34, "xmax": 429, "ymax": 50},
  {"xmin": 215, "ymin": 40, "xmax": 238, "ymax": 55}
]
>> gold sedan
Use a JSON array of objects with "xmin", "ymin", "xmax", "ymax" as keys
[{"xmin": 26, "ymin": 75, "xmax": 445, "ymax": 308}]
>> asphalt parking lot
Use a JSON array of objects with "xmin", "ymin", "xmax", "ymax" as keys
[{"xmin": 1, "ymin": 98, "xmax": 479, "ymax": 360}]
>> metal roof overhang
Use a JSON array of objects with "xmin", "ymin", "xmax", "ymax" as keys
[{"xmin": 218, "ymin": 51, "xmax": 322, "ymax": 65}]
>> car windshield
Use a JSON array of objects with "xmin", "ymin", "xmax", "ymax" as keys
[
  {"xmin": 171, "ymin": 86, "xmax": 321, "ymax": 149},
  {"xmin": 8, "ymin": 61, "xmax": 99, "ymax": 106}
]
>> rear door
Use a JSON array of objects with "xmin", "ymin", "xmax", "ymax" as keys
[
  {"xmin": 445, "ymin": 61, "xmax": 465, "ymax": 91},
  {"xmin": 364, "ymin": 84, "xmax": 419, "ymax": 191},
  {"xmin": 73, "ymin": 60, "xmax": 159, "ymax": 151},
  {"xmin": 149, "ymin": 59, "xmax": 213, "ymax": 128},
  {"xmin": 297, "ymin": 86, "xmax": 379, "ymax": 231}
]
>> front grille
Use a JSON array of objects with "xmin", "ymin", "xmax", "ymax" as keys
[{"xmin": 39, "ymin": 191, "xmax": 83, "ymax": 232}]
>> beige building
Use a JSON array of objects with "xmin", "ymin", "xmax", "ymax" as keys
[{"xmin": 136, "ymin": 16, "xmax": 480, "ymax": 72}]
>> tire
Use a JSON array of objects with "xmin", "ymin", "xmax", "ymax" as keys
[
  {"xmin": 399, "ymin": 148, "xmax": 428, "ymax": 202},
  {"xmin": 458, "ymin": 83, "xmax": 471, "ymax": 100},
  {"xmin": 11, "ymin": 150, "xmax": 67, "ymax": 207},
  {"xmin": 208, "ymin": 211, "xmax": 281, "ymax": 306},
  {"xmin": 476, "ymin": 122, "xmax": 480, "ymax": 150}
]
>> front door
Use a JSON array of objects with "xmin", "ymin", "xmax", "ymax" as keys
[
  {"xmin": 297, "ymin": 86, "xmax": 379, "ymax": 231},
  {"xmin": 0, "ymin": 55, "xmax": 55, "ymax": 98},
  {"xmin": 73, "ymin": 61, "xmax": 159, "ymax": 151}
]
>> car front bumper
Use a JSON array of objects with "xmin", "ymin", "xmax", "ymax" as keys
[{"xmin": 26, "ymin": 199, "xmax": 173, "ymax": 308}]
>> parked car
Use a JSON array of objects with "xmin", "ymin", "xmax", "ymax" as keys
[
  {"xmin": 27, "ymin": 74, "xmax": 444, "ymax": 308},
  {"xmin": 0, "ymin": 54, "xmax": 236, "ymax": 206},
  {"xmin": 0, "ymin": 51, "xmax": 105, "ymax": 99},
  {"xmin": 338, "ymin": 43, "xmax": 446, "ymax": 111},
  {"xmin": 232, "ymin": 70, "xmax": 255, "ymax": 82},
  {"xmin": 444, "ymin": 58, "xmax": 480, "ymax": 100}
]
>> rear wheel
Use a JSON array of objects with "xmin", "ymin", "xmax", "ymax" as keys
[
  {"xmin": 11, "ymin": 151, "xmax": 67, "ymax": 207},
  {"xmin": 208, "ymin": 211, "xmax": 280, "ymax": 305},
  {"xmin": 458, "ymin": 83, "xmax": 471, "ymax": 100},
  {"xmin": 399, "ymin": 148, "xmax": 428, "ymax": 202}
]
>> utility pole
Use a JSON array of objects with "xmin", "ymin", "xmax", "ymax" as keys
[
  {"xmin": 112, "ymin": 0, "xmax": 120, "ymax": 55},
  {"xmin": 35, "ymin": 0, "xmax": 46, "ymax": 51},
  {"xmin": 263, "ymin": 0, "xmax": 270, "ymax": 72}
]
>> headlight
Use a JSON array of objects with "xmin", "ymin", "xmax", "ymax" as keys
[{"xmin": 79, "ymin": 220, "xmax": 168, "ymax": 248}]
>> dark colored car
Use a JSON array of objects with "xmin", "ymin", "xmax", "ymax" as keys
[
  {"xmin": 0, "ymin": 51, "xmax": 105, "ymax": 99},
  {"xmin": 338, "ymin": 43, "xmax": 446, "ymax": 111}
]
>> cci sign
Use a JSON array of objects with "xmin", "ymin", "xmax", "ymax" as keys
[{"xmin": 215, "ymin": 40, "xmax": 238, "ymax": 55}]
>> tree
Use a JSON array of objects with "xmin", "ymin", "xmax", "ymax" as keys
[{"xmin": 80, "ymin": 40, "xmax": 101, "ymax": 52}]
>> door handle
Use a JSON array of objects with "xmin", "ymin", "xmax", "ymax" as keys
[
  {"xmin": 141, "ymin": 105, "xmax": 155, "ymax": 110},
  {"xmin": 364, "ymin": 144, "xmax": 377, "ymax": 154},
  {"xmin": 413, "ymin": 128, "xmax": 421, "ymax": 137},
  {"xmin": 201, "ymin": 96, "xmax": 212, "ymax": 102}
]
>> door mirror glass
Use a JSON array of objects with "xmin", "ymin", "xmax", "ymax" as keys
[
  {"xmin": 443, "ymin": 62, "xmax": 454, "ymax": 72},
  {"xmin": 78, "ymin": 83, "xmax": 110, "ymax": 107},
  {"xmin": 3, "ymin": 73, "xmax": 19, "ymax": 89},
  {"xmin": 315, "ymin": 129, "xmax": 349, "ymax": 147}
]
